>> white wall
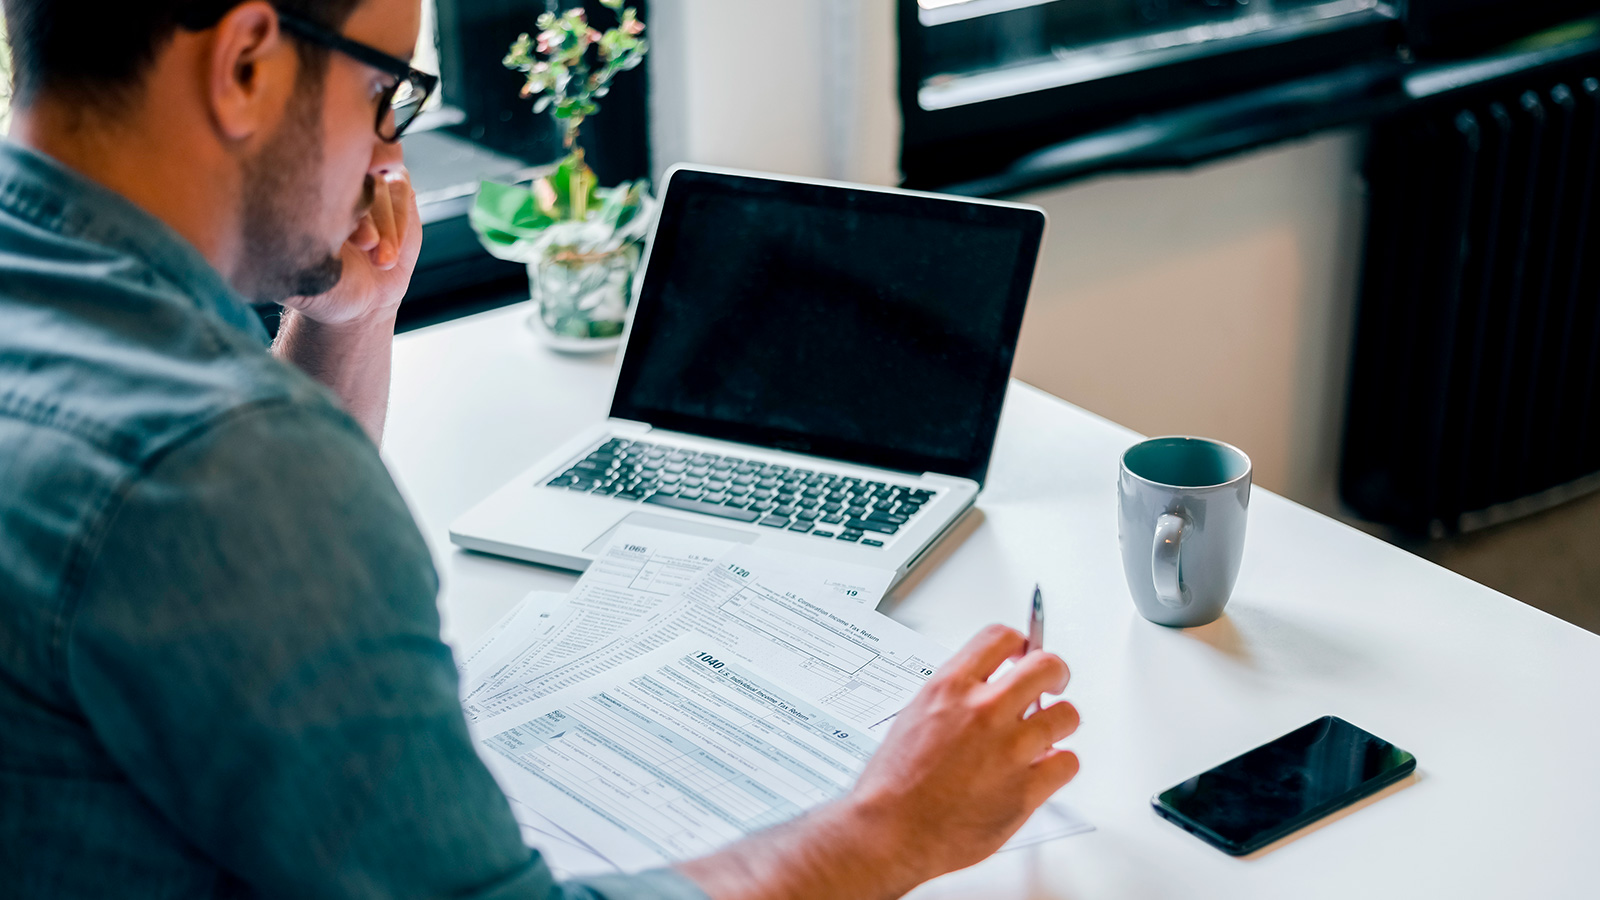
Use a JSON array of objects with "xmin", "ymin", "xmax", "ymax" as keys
[
  {"xmin": 649, "ymin": 0, "xmax": 1367, "ymax": 513},
  {"xmin": 649, "ymin": 0, "xmax": 899, "ymax": 185},
  {"xmin": 1012, "ymin": 133, "xmax": 1367, "ymax": 513}
]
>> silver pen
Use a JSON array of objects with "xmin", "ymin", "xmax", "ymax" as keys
[{"xmin": 1026, "ymin": 583, "xmax": 1044, "ymax": 717}]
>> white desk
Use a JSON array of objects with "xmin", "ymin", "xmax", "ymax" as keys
[{"xmin": 386, "ymin": 302, "xmax": 1600, "ymax": 899}]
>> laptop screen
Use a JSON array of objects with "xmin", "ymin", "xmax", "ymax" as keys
[{"xmin": 609, "ymin": 168, "xmax": 1044, "ymax": 485}]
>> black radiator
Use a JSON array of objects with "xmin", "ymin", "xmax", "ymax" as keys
[{"xmin": 1342, "ymin": 64, "xmax": 1600, "ymax": 534}]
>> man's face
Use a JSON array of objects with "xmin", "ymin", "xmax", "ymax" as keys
[{"xmin": 237, "ymin": 0, "xmax": 419, "ymax": 303}]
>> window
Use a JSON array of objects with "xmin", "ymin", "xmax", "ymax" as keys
[
  {"xmin": 900, "ymin": 0, "xmax": 1401, "ymax": 187},
  {"xmin": 899, "ymin": 0, "xmax": 1600, "ymax": 191},
  {"xmin": 914, "ymin": 0, "xmax": 1398, "ymax": 111}
]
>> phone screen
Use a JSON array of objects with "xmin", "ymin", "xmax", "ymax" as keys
[{"xmin": 1153, "ymin": 716, "xmax": 1416, "ymax": 854}]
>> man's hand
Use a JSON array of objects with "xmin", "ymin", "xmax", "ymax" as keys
[
  {"xmin": 677, "ymin": 624, "xmax": 1080, "ymax": 900},
  {"xmin": 283, "ymin": 170, "xmax": 422, "ymax": 327},
  {"xmin": 846, "ymin": 624, "xmax": 1081, "ymax": 885},
  {"xmin": 272, "ymin": 171, "xmax": 422, "ymax": 443}
]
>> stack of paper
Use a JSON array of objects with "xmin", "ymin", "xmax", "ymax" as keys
[{"xmin": 454, "ymin": 526, "xmax": 1091, "ymax": 876}]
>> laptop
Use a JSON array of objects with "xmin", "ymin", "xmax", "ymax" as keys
[{"xmin": 449, "ymin": 165, "xmax": 1046, "ymax": 584}]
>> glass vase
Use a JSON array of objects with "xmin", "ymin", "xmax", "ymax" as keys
[{"xmin": 526, "ymin": 243, "xmax": 639, "ymax": 352}]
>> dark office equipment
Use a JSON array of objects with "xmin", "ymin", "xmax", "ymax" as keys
[
  {"xmin": 1342, "ymin": 61, "xmax": 1600, "ymax": 533},
  {"xmin": 1404, "ymin": 0, "xmax": 1598, "ymax": 58}
]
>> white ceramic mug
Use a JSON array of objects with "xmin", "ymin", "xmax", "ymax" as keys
[{"xmin": 1118, "ymin": 436, "xmax": 1252, "ymax": 628}]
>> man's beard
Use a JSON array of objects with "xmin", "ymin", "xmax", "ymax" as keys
[{"xmin": 238, "ymin": 73, "xmax": 346, "ymax": 304}]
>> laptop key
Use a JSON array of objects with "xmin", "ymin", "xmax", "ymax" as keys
[
  {"xmin": 789, "ymin": 521, "xmax": 814, "ymax": 533},
  {"xmin": 758, "ymin": 515, "xmax": 789, "ymax": 528},
  {"xmin": 837, "ymin": 532, "xmax": 861, "ymax": 542},
  {"xmin": 861, "ymin": 539, "xmax": 885, "ymax": 547},
  {"xmin": 615, "ymin": 491, "xmax": 645, "ymax": 501},
  {"xmin": 822, "ymin": 513, "xmax": 845, "ymax": 524},
  {"xmin": 845, "ymin": 518, "xmax": 898, "ymax": 535},
  {"xmin": 813, "ymin": 530, "xmax": 836, "ymax": 538},
  {"xmin": 644, "ymin": 493, "xmax": 762, "ymax": 522}
]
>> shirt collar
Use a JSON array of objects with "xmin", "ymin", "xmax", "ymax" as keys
[{"xmin": 0, "ymin": 139, "xmax": 270, "ymax": 346}]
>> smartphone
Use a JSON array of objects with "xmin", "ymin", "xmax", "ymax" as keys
[{"xmin": 1151, "ymin": 716, "xmax": 1416, "ymax": 856}]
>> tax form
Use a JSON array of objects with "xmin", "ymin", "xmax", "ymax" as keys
[
  {"xmin": 481, "ymin": 635, "xmax": 882, "ymax": 871},
  {"xmin": 481, "ymin": 634, "xmax": 1094, "ymax": 873},
  {"xmin": 457, "ymin": 591, "xmax": 568, "ymax": 688},
  {"xmin": 474, "ymin": 543, "xmax": 925, "ymax": 733},
  {"xmin": 462, "ymin": 527, "xmax": 738, "ymax": 721}
]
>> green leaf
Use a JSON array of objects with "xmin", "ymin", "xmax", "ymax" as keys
[{"xmin": 469, "ymin": 181, "xmax": 556, "ymax": 256}]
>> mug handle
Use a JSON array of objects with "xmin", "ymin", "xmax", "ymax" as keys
[{"xmin": 1152, "ymin": 513, "xmax": 1189, "ymax": 609}]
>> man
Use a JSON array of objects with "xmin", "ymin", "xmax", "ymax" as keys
[{"xmin": 0, "ymin": 2, "xmax": 1081, "ymax": 898}]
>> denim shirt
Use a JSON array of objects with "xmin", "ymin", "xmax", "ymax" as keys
[{"xmin": 0, "ymin": 142, "xmax": 707, "ymax": 900}]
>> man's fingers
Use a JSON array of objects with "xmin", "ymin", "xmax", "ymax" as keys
[
  {"xmin": 368, "ymin": 177, "xmax": 398, "ymax": 269},
  {"xmin": 993, "ymin": 650, "xmax": 1069, "ymax": 711},
  {"xmin": 1023, "ymin": 699, "xmax": 1080, "ymax": 754},
  {"xmin": 1028, "ymin": 748, "xmax": 1081, "ymax": 805},
  {"xmin": 390, "ymin": 171, "xmax": 422, "ymax": 266},
  {"xmin": 944, "ymin": 624, "xmax": 1026, "ymax": 684},
  {"xmin": 351, "ymin": 215, "xmax": 380, "ymax": 252},
  {"xmin": 388, "ymin": 169, "xmax": 417, "ymax": 240}
]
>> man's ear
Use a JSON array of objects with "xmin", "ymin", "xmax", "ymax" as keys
[{"xmin": 206, "ymin": 1, "xmax": 298, "ymax": 143}]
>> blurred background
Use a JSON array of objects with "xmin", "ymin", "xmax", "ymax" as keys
[{"xmin": 7, "ymin": 0, "xmax": 1596, "ymax": 630}]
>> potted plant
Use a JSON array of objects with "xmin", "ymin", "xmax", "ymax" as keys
[{"xmin": 470, "ymin": 1, "xmax": 650, "ymax": 351}]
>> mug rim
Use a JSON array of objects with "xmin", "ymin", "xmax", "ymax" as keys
[{"xmin": 1120, "ymin": 435, "xmax": 1253, "ymax": 491}]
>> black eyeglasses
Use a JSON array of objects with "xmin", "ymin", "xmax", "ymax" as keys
[{"xmin": 274, "ymin": 11, "xmax": 438, "ymax": 142}]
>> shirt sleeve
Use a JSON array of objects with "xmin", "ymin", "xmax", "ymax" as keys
[{"xmin": 65, "ymin": 399, "xmax": 708, "ymax": 900}]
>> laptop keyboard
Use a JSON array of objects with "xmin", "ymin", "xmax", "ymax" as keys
[{"xmin": 544, "ymin": 438, "xmax": 936, "ymax": 547}]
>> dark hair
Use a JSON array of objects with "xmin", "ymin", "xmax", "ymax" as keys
[{"xmin": 1, "ymin": 0, "xmax": 365, "ymax": 108}]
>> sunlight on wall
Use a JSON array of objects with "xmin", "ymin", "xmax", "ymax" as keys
[{"xmin": 1, "ymin": 20, "xmax": 12, "ymax": 135}]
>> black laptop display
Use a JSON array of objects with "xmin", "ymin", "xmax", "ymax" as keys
[{"xmin": 610, "ymin": 169, "xmax": 1045, "ymax": 486}]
